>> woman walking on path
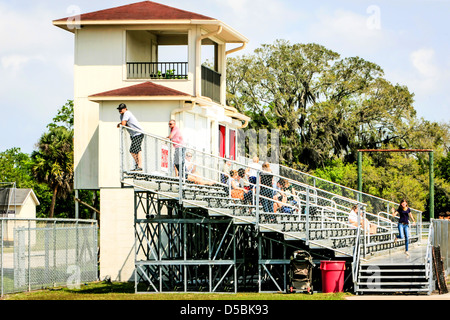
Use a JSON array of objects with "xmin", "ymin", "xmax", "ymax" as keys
[{"xmin": 391, "ymin": 199, "xmax": 416, "ymax": 256}]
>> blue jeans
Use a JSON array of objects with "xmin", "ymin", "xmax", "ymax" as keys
[
  {"xmin": 261, "ymin": 187, "xmax": 273, "ymax": 213},
  {"xmin": 397, "ymin": 223, "xmax": 410, "ymax": 251}
]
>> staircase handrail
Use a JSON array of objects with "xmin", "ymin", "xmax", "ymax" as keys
[
  {"xmin": 425, "ymin": 220, "xmax": 434, "ymax": 292},
  {"xmin": 352, "ymin": 223, "xmax": 363, "ymax": 287}
]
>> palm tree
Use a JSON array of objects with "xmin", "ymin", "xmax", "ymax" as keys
[{"xmin": 31, "ymin": 126, "xmax": 74, "ymax": 218}]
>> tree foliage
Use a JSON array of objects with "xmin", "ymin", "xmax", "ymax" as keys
[
  {"xmin": 30, "ymin": 126, "xmax": 74, "ymax": 218},
  {"xmin": 227, "ymin": 40, "xmax": 420, "ymax": 168},
  {"xmin": 1, "ymin": 100, "xmax": 99, "ymax": 219}
]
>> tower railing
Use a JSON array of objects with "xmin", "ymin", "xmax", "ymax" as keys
[{"xmin": 127, "ymin": 62, "xmax": 188, "ymax": 79}]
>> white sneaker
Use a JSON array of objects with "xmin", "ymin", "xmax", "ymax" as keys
[{"xmin": 405, "ymin": 251, "xmax": 410, "ymax": 257}]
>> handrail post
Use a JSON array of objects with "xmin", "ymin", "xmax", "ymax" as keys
[
  {"xmin": 352, "ymin": 224, "xmax": 362, "ymax": 290},
  {"xmin": 178, "ymin": 146, "xmax": 183, "ymax": 204},
  {"xmin": 362, "ymin": 205, "xmax": 367, "ymax": 258},
  {"xmin": 255, "ymin": 171, "xmax": 261, "ymax": 228},
  {"xmin": 305, "ymin": 187, "xmax": 310, "ymax": 245},
  {"xmin": 119, "ymin": 126, "xmax": 124, "ymax": 179}
]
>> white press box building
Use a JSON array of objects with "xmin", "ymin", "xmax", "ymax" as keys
[{"xmin": 53, "ymin": 1, "xmax": 250, "ymax": 280}]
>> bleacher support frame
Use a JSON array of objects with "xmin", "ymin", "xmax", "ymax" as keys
[{"xmin": 133, "ymin": 189, "xmax": 313, "ymax": 293}]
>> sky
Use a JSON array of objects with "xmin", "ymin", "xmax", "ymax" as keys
[{"xmin": 1, "ymin": 0, "xmax": 449, "ymax": 154}]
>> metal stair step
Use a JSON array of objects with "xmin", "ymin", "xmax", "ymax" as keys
[
  {"xmin": 357, "ymin": 280, "xmax": 429, "ymax": 285},
  {"xmin": 357, "ymin": 288, "xmax": 429, "ymax": 293},
  {"xmin": 283, "ymin": 232, "xmax": 306, "ymax": 241},
  {"xmin": 182, "ymin": 200, "xmax": 209, "ymax": 208},
  {"xmin": 359, "ymin": 268, "xmax": 426, "ymax": 273},
  {"xmin": 359, "ymin": 275, "xmax": 427, "ymax": 279}
]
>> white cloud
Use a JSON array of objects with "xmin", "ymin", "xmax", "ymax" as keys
[
  {"xmin": 0, "ymin": 3, "xmax": 75, "ymax": 153},
  {"xmin": 308, "ymin": 8, "xmax": 389, "ymax": 55},
  {"xmin": 410, "ymin": 48, "xmax": 439, "ymax": 79},
  {"xmin": 1, "ymin": 54, "xmax": 45, "ymax": 75},
  {"xmin": 408, "ymin": 48, "xmax": 449, "ymax": 95},
  {"xmin": 209, "ymin": 0, "xmax": 302, "ymax": 48},
  {"xmin": 219, "ymin": 0, "xmax": 250, "ymax": 13}
]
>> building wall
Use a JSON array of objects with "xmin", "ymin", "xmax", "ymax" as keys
[
  {"xmin": 74, "ymin": 25, "xmax": 204, "ymax": 189},
  {"xmin": 99, "ymin": 188, "xmax": 135, "ymax": 281},
  {"xmin": 17, "ymin": 196, "xmax": 37, "ymax": 219},
  {"xmin": 74, "ymin": 26, "xmax": 124, "ymax": 189},
  {"xmin": 72, "ymin": 23, "xmax": 241, "ymax": 282}
]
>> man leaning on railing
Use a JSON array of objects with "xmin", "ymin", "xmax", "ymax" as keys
[{"xmin": 117, "ymin": 103, "xmax": 144, "ymax": 171}]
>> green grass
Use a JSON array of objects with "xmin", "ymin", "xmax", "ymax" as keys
[{"xmin": 2, "ymin": 281, "xmax": 351, "ymax": 300}]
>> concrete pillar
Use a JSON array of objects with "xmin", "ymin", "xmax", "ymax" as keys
[{"xmin": 99, "ymin": 188, "xmax": 135, "ymax": 281}]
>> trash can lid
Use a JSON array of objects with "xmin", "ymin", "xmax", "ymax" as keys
[{"xmin": 320, "ymin": 260, "xmax": 346, "ymax": 271}]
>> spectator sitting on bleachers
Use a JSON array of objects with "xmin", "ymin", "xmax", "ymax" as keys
[
  {"xmin": 348, "ymin": 205, "xmax": 376, "ymax": 234},
  {"xmin": 238, "ymin": 168, "xmax": 253, "ymax": 204},
  {"xmin": 185, "ymin": 153, "xmax": 214, "ymax": 186},
  {"xmin": 230, "ymin": 170, "xmax": 248, "ymax": 200},
  {"xmin": 273, "ymin": 179, "xmax": 293, "ymax": 213},
  {"xmin": 348, "ymin": 205, "xmax": 359, "ymax": 227}
]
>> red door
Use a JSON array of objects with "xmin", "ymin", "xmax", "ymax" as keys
[{"xmin": 219, "ymin": 125, "xmax": 226, "ymax": 158}]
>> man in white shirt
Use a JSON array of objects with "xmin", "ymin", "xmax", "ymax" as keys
[
  {"xmin": 248, "ymin": 156, "xmax": 262, "ymax": 184},
  {"xmin": 117, "ymin": 103, "xmax": 144, "ymax": 171}
]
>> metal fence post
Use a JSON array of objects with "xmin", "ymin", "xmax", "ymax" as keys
[
  {"xmin": 1, "ymin": 219, "xmax": 3, "ymax": 297},
  {"xmin": 27, "ymin": 220, "xmax": 31, "ymax": 292}
]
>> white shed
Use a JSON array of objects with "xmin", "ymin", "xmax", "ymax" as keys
[{"xmin": 5, "ymin": 188, "xmax": 40, "ymax": 218}]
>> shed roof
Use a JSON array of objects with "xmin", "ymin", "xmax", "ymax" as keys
[{"xmin": 5, "ymin": 189, "xmax": 40, "ymax": 206}]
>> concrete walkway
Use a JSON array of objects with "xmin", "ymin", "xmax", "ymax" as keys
[{"xmin": 360, "ymin": 243, "xmax": 428, "ymax": 266}]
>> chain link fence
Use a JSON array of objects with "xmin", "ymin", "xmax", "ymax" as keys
[
  {"xmin": 1, "ymin": 218, "xmax": 98, "ymax": 296},
  {"xmin": 432, "ymin": 219, "xmax": 450, "ymax": 275}
]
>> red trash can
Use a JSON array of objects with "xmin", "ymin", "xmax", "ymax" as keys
[{"xmin": 320, "ymin": 261, "xmax": 346, "ymax": 293}]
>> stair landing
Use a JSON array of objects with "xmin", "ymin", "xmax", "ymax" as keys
[{"xmin": 362, "ymin": 243, "xmax": 427, "ymax": 266}]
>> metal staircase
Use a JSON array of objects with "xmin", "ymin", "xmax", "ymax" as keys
[
  {"xmin": 357, "ymin": 263, "xmax": 430, "ymax": 294},
  {"xmin": 119, "ymin": 126, "xmax": 430, "ymax": 294}
]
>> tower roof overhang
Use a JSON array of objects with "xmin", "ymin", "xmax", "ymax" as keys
[
  {"xmin": 88, "ymin": 81, "xmax": 250, "ymax": 127},
  {"xmin": 53, "ymin": 1, "xmax": 249, "ymax": 44}
]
